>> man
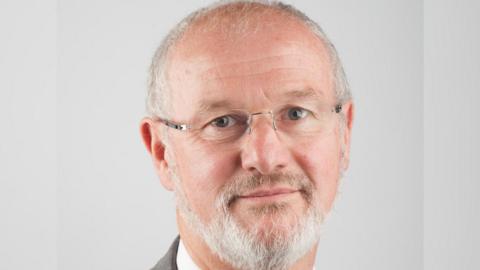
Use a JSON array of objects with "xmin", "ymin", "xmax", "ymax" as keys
[{"xmin": 140, "ymin": 1, "xmax": 353, "ymax": 269}]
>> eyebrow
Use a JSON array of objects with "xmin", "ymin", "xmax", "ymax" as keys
[
  {"xmin": 281, "ymin": 88, "xmax": 323, "ymax": 100},
  {"xmin": 196, "ymin": 99, "xmax": 237, "ymax": 116}
]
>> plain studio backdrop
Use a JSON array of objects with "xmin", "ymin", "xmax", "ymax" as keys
[{"xmin": 0, "ymin": 0, "xmax": 479, "ymax": 270}]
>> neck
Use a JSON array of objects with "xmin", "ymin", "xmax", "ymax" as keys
[{"xmin": 176, "ymin": 210, "xmax": 318, "ymax": 270}]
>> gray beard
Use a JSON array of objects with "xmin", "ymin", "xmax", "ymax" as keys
[{"xmin": 172, "ymin": 172, "xmax": 325, "ymax": 270}]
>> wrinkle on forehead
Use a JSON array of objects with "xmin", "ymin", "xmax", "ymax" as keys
[
  {"xmin": 170, "ymin": 44, "xmax": 332, "ymax": 91},
  {"xmin": 200, "ymin": 53, "xmax": 325, "ymax": 81}
]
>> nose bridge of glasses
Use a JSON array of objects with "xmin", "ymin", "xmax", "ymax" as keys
[{"xmin": 246, "ymin": 111, "xmax": 277, "ymax": 134}]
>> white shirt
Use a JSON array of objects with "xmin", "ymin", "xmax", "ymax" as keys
[
  {"xmin": 176, "ymin": 239, "xmax": 316, "ymax": 270},
  {"xmin": 176, "ymin": 240, "xmax": 201, "ymax": 270}
]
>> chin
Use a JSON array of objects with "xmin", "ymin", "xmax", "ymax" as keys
[{"xmin": 235, "ymin": 202, "xmax": 304, "ymax": 242}]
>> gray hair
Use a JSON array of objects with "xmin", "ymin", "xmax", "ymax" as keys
[{"xmin": 146, "ymin": 0, "xmax": 351, "ymax": 118}]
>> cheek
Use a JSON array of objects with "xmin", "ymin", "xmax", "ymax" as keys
[
  {"xmin": 174, "ymin": 144, "xmax": 239, "ymax": 221},
  {"xmin": 295, "ymin": 136, "xmax": 342, "ymax": 211}
]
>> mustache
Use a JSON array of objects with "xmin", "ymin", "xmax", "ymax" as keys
[{"xmin": 216, "ymin": 173, "xmax": 314, "ymax": 210}]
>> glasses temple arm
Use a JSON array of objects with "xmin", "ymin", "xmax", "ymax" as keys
[{"xmin": 156, "ymin": 118, "xmax": 189, "ymax": 131}]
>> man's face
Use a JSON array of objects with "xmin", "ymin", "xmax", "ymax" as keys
[{"xmin": 150, "ymin": 15, "xmax": 353, "ymax": 267}]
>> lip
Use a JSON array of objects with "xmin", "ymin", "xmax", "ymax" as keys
[{"xmin": 239, "ymin": 187, "xmax": 298, "ymax": 200}]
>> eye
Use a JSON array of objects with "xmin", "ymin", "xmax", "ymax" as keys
[
  {"xmin": 286, "ymin": 107, "xmax": 309, "ymax": 120},
  {"xmin": 210, "ymin": 115, "xmax": 237, "ymax": 128}
]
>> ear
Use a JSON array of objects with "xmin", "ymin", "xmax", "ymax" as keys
[
  {"xmin": 340, "ymin": 101, "xmax": 354, "ymax": 171},
  {"xmin": 140, "ymin": 117, "xmax": 175, "ymax": 191}
]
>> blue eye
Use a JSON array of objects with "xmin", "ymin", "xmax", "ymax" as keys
[
  {"xmin": 211, "ymin": 115, "xmax": 237, "ymax": 128},
  {"xmin": 287, "ymin": 107, "xmax": 308, "ymax": 120}
]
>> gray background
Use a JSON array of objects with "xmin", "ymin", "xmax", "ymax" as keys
[
  {"xmin": 0, "ymin": 0, "xmax": 478, "ymax": 269},
  {"xmin": 424, "ymin": 0, "xmax": 480, "ymax": 268},
  {"xmin": 0, "ymin": 1, "xmax": 57, "ymax": 269}
]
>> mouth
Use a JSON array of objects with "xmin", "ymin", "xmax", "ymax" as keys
[{"xmin": 237, "ymin": 187, "xmax": 299, "ymax": 202}]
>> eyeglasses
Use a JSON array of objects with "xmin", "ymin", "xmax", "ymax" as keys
[{"xmin": 155, "ymin": 103, "xmax": 343, "ymax": 144}]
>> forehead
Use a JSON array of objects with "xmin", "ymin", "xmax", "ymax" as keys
[{"xmin": 165, "ymin": 10, "xmax": 334, "ymax": 118}]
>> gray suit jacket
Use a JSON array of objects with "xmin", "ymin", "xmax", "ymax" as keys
[{"xmin": 150, "ymin": 236, "xmax": 180, "ymax": 270}]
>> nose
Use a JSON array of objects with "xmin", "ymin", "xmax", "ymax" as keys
[{"xmin": 240, "ymin": 116, "xmax": 290, "ymax": 175}]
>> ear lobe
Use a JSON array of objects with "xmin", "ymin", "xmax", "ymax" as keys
[
  {"xmin": 155, "ymin": 159, "xmax": 175, "ymax": 191},
  {"xmin": 341, "ymin": 102, "xmax": 354, "ymax": 171},
  {"xmin": 140, "ymin": 117, "xmax": 175, "ymax": 191}
]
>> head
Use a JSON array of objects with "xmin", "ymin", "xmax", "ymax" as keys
[{"xmin": 141, "ymin": 1, "xmax": 354, "ymax": 270}]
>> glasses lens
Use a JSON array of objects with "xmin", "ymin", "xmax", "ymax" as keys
[
  {"xmin": 199, "ymin": 113, "xmax": 249, "ymax": 142},
  {"xmin": 275, "ymin": 106, "xmax": 336, "ymax": 137}
]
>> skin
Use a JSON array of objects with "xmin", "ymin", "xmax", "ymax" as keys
[{"xmin": 141, "ymin": 10, "xmax": 354, "ymax": 270}]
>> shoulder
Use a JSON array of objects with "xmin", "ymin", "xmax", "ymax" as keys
[{"xmin": 150, "ymin": 236, "xmax": 180, "ymax": 270}]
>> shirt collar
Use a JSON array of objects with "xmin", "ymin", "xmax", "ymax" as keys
[{"xmin": 176, "ymin": 239, "xmax": 201, "ymax": 270}]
